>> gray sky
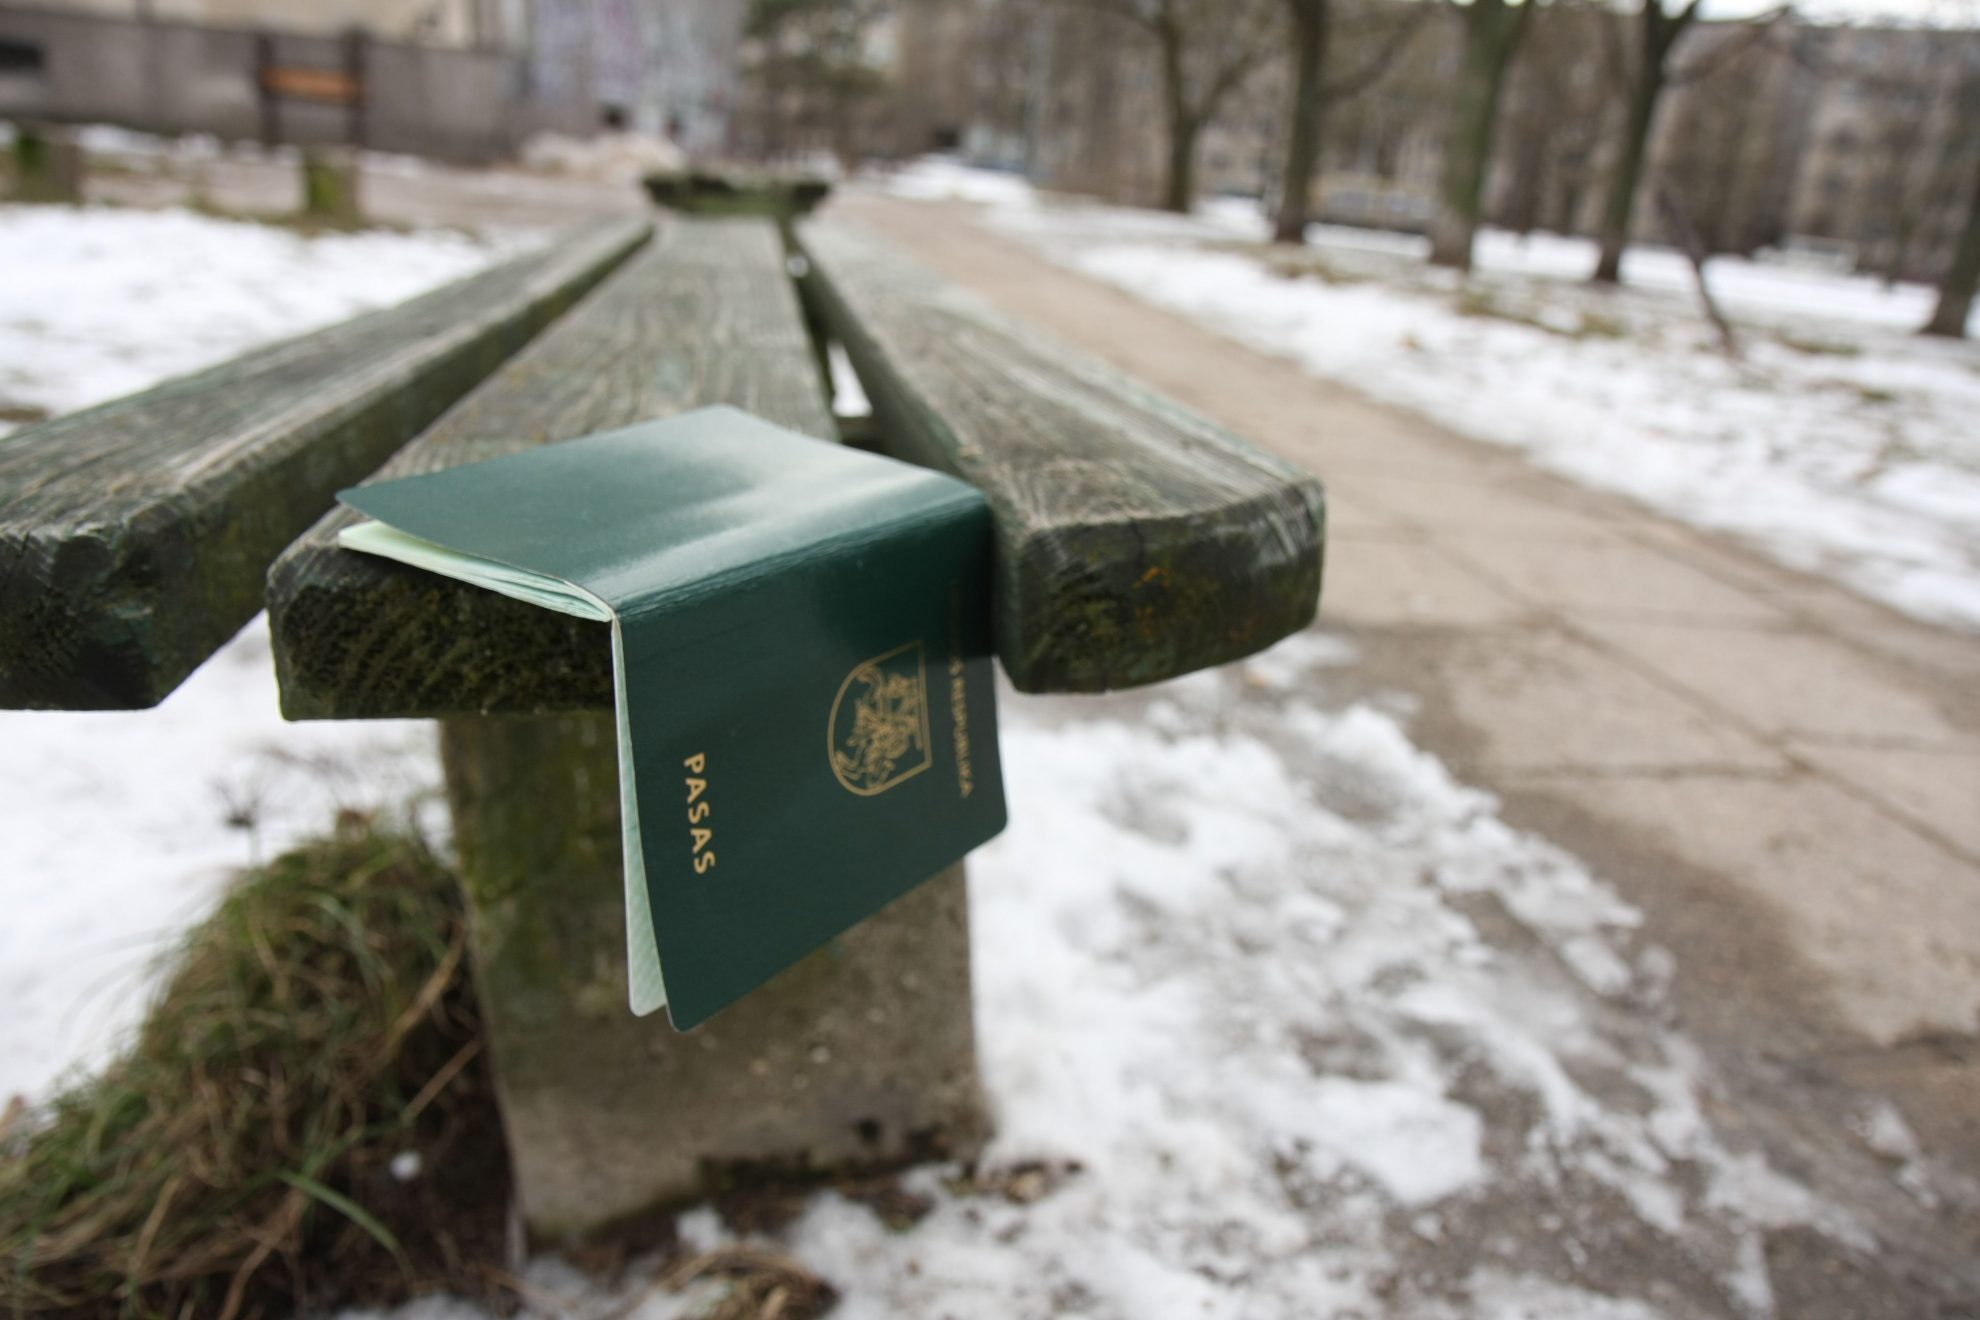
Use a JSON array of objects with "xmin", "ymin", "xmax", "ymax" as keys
[{"xmin": 1700, "ymin": 0, "xmax": 1977, "ymax": 22}]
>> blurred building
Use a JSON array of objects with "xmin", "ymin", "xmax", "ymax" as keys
[
  {"xmin": 1781, "ymin": 25, "xmax": 1980, "ymax": 280},
  {"xmin": 0, "ymin": 0, "xmax": 742, "ymax": 162}
]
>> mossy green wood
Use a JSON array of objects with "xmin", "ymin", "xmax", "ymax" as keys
[
  {"xmin": 796, "ymin": 217, "xmax": 1328, "ymax": 693},
  {"xmin": 0, "ymin": 214, "xmax": 651, "ymax": 710},
  {"xmin": 268, "ymin": 217, "xmax": 838, "ymax": 721}
]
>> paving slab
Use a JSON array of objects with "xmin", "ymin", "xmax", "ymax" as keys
[
  {"xmin": 1786, "ymin": 741, "xmax": 1980, "ymax": 861},
  {"xmin": 1505, "ymin": 772, "xmax": 1980, "ymax": 1044},
  {"xmin": 1436, "ymin": 626, "xmax": 1789, "ymax": 774},
  {"xmin": 1322, "ymin": 538, "xmax": 1532, "ymax": 628},
  {"xmin": 1578, "ymin": 619, "xmax": 1979, "ymax": 746},
  {"xmin": 1318, "ymin": 491, "xmax": 1419, "ymax": 536},
  {"xmin": 1340, "ymin": 470, "xmax": 1618, "ymax": 539},
  {"xmin": 1450, "ymin": 533, "xmax": 1796, "ymax": 624}
]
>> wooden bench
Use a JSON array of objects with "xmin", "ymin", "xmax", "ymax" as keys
[
  {"xmin": 6, "ymin": 203, "xmax": 1325, "ymax": 1245},
  {"xmin": 641, "ymin": 169, "xmax": 832, "ymax": 219}
]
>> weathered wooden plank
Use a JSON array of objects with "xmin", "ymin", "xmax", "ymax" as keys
[
  {"xmin": 796, "ymin": 217, "xmax": 1327, "ymax": 693},
  {"xmin": 267, "ymin": 216, "xmax": 837, "ymax": 721},
  {"xmin": 0, "ymin": 215, "xmax": 651, "ymax": 710}
]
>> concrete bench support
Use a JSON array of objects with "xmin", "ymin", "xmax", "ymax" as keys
[{"xmin": 442, "ymin": 712, "xmax": 983, "ymax": 1240}]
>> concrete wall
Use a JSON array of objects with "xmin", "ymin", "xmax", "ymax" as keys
[
  {"xmin": 3, "ymin": 0, "xmax": 514, "ymax": 49},
  {"xmin": 0, "ymin": 4, "xmax": 540, "ymax": 162}
]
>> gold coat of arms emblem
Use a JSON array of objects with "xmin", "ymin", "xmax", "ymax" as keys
[{"xmin": 829, "ymin": 641, "xmax": 933, "ymax": 795}]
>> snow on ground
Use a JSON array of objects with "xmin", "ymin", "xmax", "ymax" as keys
[
  {"xmin": 0, "ymin": 204, "xmax": 529, "ymax": 429},
  {"xmin": 0, "ymin": 202, "xmax": 529, "ymax": 1096},
  {"xmin": 357, "ymin": 638, "xmax": 1873, "ymax": 1319},
  {"xmin": 880, "ymin": 159, "xmax": 1980, "ymax": 633}
]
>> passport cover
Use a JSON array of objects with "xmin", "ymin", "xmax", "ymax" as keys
[{"xmin": 335, "ymin": 406, "xmax": 1007, "ymax": 1030}]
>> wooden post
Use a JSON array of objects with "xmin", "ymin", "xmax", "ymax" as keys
[
  {"xmin": 342, "ymin": 28, "xmax": 368, "ymax": 148},
  {"xmin": 255, "ymin": 33, "xmax": 280, "ymax": 147},
  {"xmin": 11, "ymin": 124, "xmax": 83, "ymax": 204},
  {"xmin": 300, "ymin": 147, "xmax": 361, "ymax": 227},
  {"xmin": 439, "ymin": 713, "xmax": 986, "ymax": 1242}
]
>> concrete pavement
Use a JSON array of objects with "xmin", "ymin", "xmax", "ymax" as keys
[{"xmin": 833, "ymin": 192, "xmax": 1980, "ymax": 1305}]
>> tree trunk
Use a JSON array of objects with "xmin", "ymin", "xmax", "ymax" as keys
[
  {"xmin": 1592, "ymin": 62, "xmax": 1663, "ymax": 284},
  {"xmin": 1164, "ymin": 112, "xmax": 1200, "ymax": 213},
  {"xmin": 1158, "ymin": 22, "xmax": 1197, "ymax": 214},
  {"xmin": 1656, "ymin": 184, "xmax": 1739, "ymax": 357},
  {"xmin": 1427, "ymin": 2, "xmax": 1524, "ymax": 271},
  {"xmin": 1924, "ymin": 161, "xmax": 1980, "ymax": 338},
  {"xmin": 1272, "ymin": 0, "xmax": 1329, "ymax": 243},
  {"xmin": 1501, "ymin": 133, "xmax": 1545, "ymax": 237}
]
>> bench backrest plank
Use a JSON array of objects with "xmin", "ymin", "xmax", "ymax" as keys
[
  {"xmin": 796, "ymin": 217, "xmax": 1325, "ymax": 693},
  {"xmin": 0, "ymin": 215, "xmax": 651, "ymax": 710},
  {"xmin": 267, "ymin": 216, "xmax": 836, "ymax": 721}
]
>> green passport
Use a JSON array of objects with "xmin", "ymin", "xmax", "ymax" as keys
[{"xmin": 335, "ymin": 406, "xmax": 1007, "ymax": 1030}]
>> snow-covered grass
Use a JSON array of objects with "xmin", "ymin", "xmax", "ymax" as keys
[
  {"xmin": 881, "ymin": 158, "xmax": 1980, "ymax": 633},
  {"xmin": 0, "ymin": 205, "xmax": 526, "ymax": 429},
  {"xmin": 0, "ymin": 202, "xmax": 529, "ymax": 1097},
  {"xmin": 0, "ymin": 622, "xmax": 441, "ymax": 1104}
]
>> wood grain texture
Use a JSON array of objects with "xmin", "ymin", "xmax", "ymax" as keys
[
  {"xmin": 268, "ymin": 216, "xmax": 838, "ymax": 720},
  {"xmin": 795, "ymin": 216, "xmax": 1327, "ymax": 692},
  {"xmin": 0, "ymin": 215, "xmax": 651, "ymax": 710}
]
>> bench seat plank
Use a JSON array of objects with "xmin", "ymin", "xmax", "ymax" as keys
[
  {"xmin": 0, "ymin": 215, "xmax": 652, "ymax": 710},
  {"xmin": 268, "ymin": 216, "xmax": 836, "ymax": 721},
  {"xmin": 796, "ymin": 217, "xmax": 1326, "ymax": 693}
]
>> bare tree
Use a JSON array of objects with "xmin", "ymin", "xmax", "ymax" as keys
[
  {"xmin": 1588, "ymin": 0, "xmax": 1705, "ymax": 282},
  {"xmin": 745, "ymin": 0, "xmax": 892, "ymax": 168},
  {"xmin": 1272, "ymin": 0, "xmax": 1428, "ymax": 243},
  {"xmin": 1426, "ymin": 0, "xmax": 1534, "ymax": 271},
  {"xmin": 1275, "ymin": 0, "xmax": 1335, "ymax": 239},
  {"xmin": 1072, "ymin": 0, "xmax": 1283, "ymax": 212},
  {"xmin": 1654, "ymin": 20, "xmax": 1798, "ymax": 258},
  {"xmin": 1924, "ymin": 161, "xmax": 1980, "ymax": 337},
  {"xmin": 1488, "ymin": 0, "xmax": 1612, "ymax": 237}
]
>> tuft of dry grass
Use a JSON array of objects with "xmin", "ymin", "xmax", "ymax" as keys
[
  {"xmin": 661, "ymin": 1248, "xmax": 838, "ymax": 1320},
  {"xmin": 0, "ymin": 819, "xmax": 510, "ymax": 1319}
]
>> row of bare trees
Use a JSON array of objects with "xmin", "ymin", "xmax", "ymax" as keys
[
  {"xmin": 1048, "ymin": 0, "xmax": 1978, "ymax": 333},
  {"xmin": 742, "ymin": 0, "xmax": 1980, "ymax": 336}
]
